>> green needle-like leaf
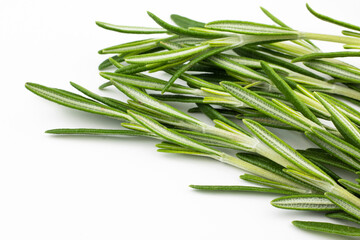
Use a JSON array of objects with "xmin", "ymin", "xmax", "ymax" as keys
[
  {"xmin": 45, "ymin": 128, "xmax": 154, "ymax": 137},
  {"xmin": 114, "ymin": 63, "xmax": 149, "ymax": 74},
  {"xmin": 96, "ymin": 21, "xmax": 168, "ymax": 34},
  {"xmin": 326, "ymin": 212, "xmax": 360, "ymax": 225},
  {"xmin": 293, "ymin": 220, "xmax": 360, "ymax": 236},
  {"xmin": 125, "ymin": 44, "xmax": 211, "ymax": 64},
  {"xmin": 110, "ymin": 80, "xmax": 201, "ymax": 125},
  {"xmin": 25, "ymin": 82, "xmax": 130, "ymax": 121},
  {"xmin": 323, "ymin": 94, "xmax": 360, "ymax": 126},
  {"xmin": 70, "ymin": 82, "xmax": 129, "ymax": 111},
  {"xmin": 284, "ymin": 168, "xmax": 333, "ymax": 192},
  {"xmin": 101, "ymin": 97, "xmax": 132, "ymax": 112},
  {"xmin": 98, "ymin": 38, "xmax": 160, "ymax": 54},
  {"xmin": 305, "ymin": 132, "xmax": 360, "ymax": 171},
  {"xmin": 315, "ymin": 92, "xmax": 360, "ymax": 148},
  {"xmin": 126, "ymin": 100, "xmax": 191, "ymax": 127},
  {"xmin": 338, "ymin": 179, "xmax": 360, "ymax": 195},
  {"xmin": 240, "ymin": 174, "xmax": 307, "ymax": 193},
  {"xmin": 271, "ymin": 195, "xmax": 339, "ymax": 211},
  {"xmin": 205, "ymin": 20, "xmax": 299, "ymax": 36},
  {"xmin": 305, "ymin": 60, "xmax": 360, "ymax": 84},
  {"xmin": 163, "ymin": 45, "xmax": 233, "ymax": 94},
  {"xmin": 166, "ymin": 70, "xmax": 224, "ymax": 91},
  {"xmin": 234, "ymin": 47, "xmax": 326, "ymax": 80},
  {"xmin": 128, "ymin": 110, "xmax": 220, "ymax": 156},
  {"xmin": 147, "ymin": 12, "xmax": 226, "ymax": 39},
  {"xmin": 98, "ymin": 54, "xmax": 125, "ymax": 70},
  {"xmin": 170, "ymin": 14, "xmax": 205, "ymax": 28},
  {"xmin": 260, "ymin": 7, "xmax": 290, "ymax": 29},
  {"xmin": 236, "ymin": 114, "xmax": 299, "ymax": 131},
  {"xmin": 306, "ymin": 4, "xmax": 360, "ymax": 32},
  {"xmin": 151, "ymin": 94, "xmax": 205, "ymax": 104},
  {"xmin": 157, "ymin": 145, "xmax": 214, "ymax": 158},
  {"xmin": 190, "ymin": 185, "xmax": 298, "ymax": 195},
  {"xmin": 196, "ymin": 103, "xmax": 249, "ymax": 135},
  {"xmin": 243, "ymin": 119, "xmax": 332, "ymax": 183},
  {"xmin": 176, "ymin": 129, "xmax": 252, "ymax": 151},
  {"xmin": 218, "ymin": 53, "xmax": 288, "ymax": 73},
  {"xmin": 156, "ymin": 142, "xmax": 190, "ymax": 151},
  {"xmin": 325, "ymin": 192, "xmax": 360, "ymax": 220},
  {"xmin": 236, "ymin": 153, "xmax": 287, "ymax": 176},
  {"xmin": 343, "ymin": 30, "xmax": 360, "ymax": 38},
  {"xmin": 100, "ymin": 72, "xmax": 198, "ymax": 95},
  {"xmin": 311, "ymin": 127, "xmax": 360, "ymax": 165},
  {"xmin": 299, "ymin": 149, "xmax": 357, "ymax": 173},
  {"xmin": 312, "ymin": 161, "xmax": 341, "ymax": 181},
  {"xmin": 293, "ymin": 51, "xmax": 360, "ymax": 62},
  {"xmin": 209, "ymin": 55, "xmax": 271, "ymax": 83},
  {"xmin": 237, "ymin": 153, "xmax": 319, "ymax": 193},
  {"xmin": 261, "ymin": 61, "xmax": 320, "ymax": 124},
  {"xmin": 221, "ymin": 81, "xmax": 319, "ymax": 131}
]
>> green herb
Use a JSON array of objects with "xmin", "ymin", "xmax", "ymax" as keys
[{"xmin": 26, "ymin": 4, "xmax": 360, "ymax": 239}]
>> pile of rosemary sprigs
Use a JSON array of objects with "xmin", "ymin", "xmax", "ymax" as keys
[{"xmin": 26, "ymin": 4, "xmax": 360, "ymax": 238}]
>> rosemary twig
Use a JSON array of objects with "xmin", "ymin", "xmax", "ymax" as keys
[{"xmin": 26, "ymin": 4, "xmax": 360, "ymax": 239}]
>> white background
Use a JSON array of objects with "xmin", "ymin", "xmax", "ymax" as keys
[{"xmin": 1, "ymin": 0, "xmax": 360, "ymax": 239}]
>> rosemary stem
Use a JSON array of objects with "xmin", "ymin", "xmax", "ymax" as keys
[
  {"xmin": 255, "ymin": 142, "xmax": 297, "ymax": 169},
  {"xmin": 302, "ymin": 32, "xmax": 360, "ymax": 46},
  {"xmin": 202, "ymin": 124, "xmax": 256, "ymax": 148}
]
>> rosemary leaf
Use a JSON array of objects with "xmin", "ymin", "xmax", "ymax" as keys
[
  {"xmin": 125, "ymin": 44, "xmax": 211, "ymax": 64},
  {"xmin": 221, "ymin": 81, "xmax": 320, "ymax": 131},
  {"xmin": 25, "ymin": 82, "xmax": 130, "ymax": 121},
  {"xmin": 205, "ymin": 20, "xmax": 299, "ymax": 36},
  {"xmin": 170, "ymin": 14, "xmax": 205, "ymax": 29},
  {"xmin": 45, "ymin": 128, "xmax": 154, "ymax": 137},
  {"xmin": 338, "ymin": 179, "xmax": 360, "ymax": 195},
  {"xmin": 325, "ymin": 192, "xmax": 360, "ymax": 220},
  {"xmin": 306, "ymin": 4, "xmax": 360, "ymax": 32},
  {"xmin": 293, "ymin": 51, "xmax": 360, "ymax": 62},
  {"xmin": 261, "ymin": 61, "xmax": 320, "ymax": 124},
  {"xmin": 326, "ymin": 211, "xmax": 360, "ymax": 225},
  {"xmin": 147, "ymin": 12, "xmax": 225, "ymax": 39},
  {"xmin": 190, "ymin": 185, "xmax": 298, "ymax": 195},
  {"xmin": 95, "ymin": 21, "xmax": 168, "ymax": 34},
  {"xmin": 243, "ymin": 119, "xmax": 332, "ymax": 183},
  {"xmin": 271, "ymin": 195, "xmax": 339, "ymax": 211},
  {"xmin": 315, "ymin": 92, "xmax": 360, "ymax": 148},
  {"xmin": 293, "ymin": 220, "xmax": 360, "ymax": 236}
]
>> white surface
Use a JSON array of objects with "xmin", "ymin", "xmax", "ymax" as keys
[{"xmin": 1, "ymin": 0, "xmax": 359, "ymax": 239}]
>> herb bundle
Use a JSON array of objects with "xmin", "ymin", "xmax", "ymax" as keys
[{"xmin": 26, "ymin": 4, "xmax": 360, "ymax": 238}]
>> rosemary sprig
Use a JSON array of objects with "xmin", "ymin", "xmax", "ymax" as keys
[{"xmin": 26, "ymin": 4, "xmax": 360, "ymax": 239}]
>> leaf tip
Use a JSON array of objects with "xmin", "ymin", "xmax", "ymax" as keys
[
  {"xmin": 99, "ymin": 72, "xmax": 107, "ymax": 79},
  {"xmin": 292, "ymin": 220, "xmax": 301, "ymax": 226},
  {"xmin": 25, "ymin": 82, "xmax": 31, "ymax": 89},
  {"xmin": 270, "ymin": 199, "xmax": 278, "ymax": 207},
  {"xmin": 25, "ymin": 82, "xmax": 38, "ymax": 92},
  {"xmin": 95, "ymin": 21, "xmax": 104, "ymax": 27},
  {"xmin": 305, "ymin": 3, "xmax": 317, "ymax": 17},
  {"xmin": 147, "ymin": 11, "xmax": 155, "ymax": 19},
  {"xmin": 45, "ymin": 129, "xmax": 55, "ymax": 134}
]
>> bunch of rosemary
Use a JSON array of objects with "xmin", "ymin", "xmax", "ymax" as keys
[{"xmin": 26, "ymin": 4, "xmax": 360, "ymax": 238}]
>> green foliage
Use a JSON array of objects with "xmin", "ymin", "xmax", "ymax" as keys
[{"xmin": 26, "ymin": 4, "xmax": 360, "ymax": 238}]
